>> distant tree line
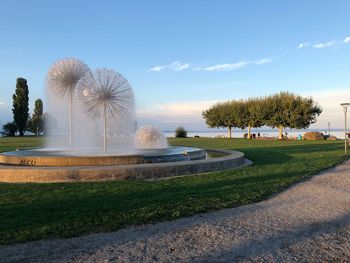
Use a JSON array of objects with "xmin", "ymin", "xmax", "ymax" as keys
[
  {"xmin": 2, "ymin": 77, "xmax": 49, "ymax": 136},
  {"xmin": 202, "ymin": 92, "xmax": 322, "ymax": 139}
]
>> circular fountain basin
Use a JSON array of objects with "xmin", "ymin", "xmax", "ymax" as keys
[
  {"xmin": 0, "ymin": 147, "xmax": 246, "ymax": 183},
  {"xmin": 0, "ymin": 147, "xmax": 206, "ymax": 167}
]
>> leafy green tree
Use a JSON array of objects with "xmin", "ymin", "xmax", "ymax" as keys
[
  {"xmin": 12, "ymin": 78, "xmax": 29, "ymax": 136},
  {"xmin": 2, "ymin": 122, "xmax": 17, "ymax": 136},
  {"xmin": 175, "ymin": 126, "xmax": 187, "ymax": 138},
  {"xmin": 202, "ymin": 92, "xmax": 322, "ymax": 140},
  {"xmin": 34, "ymin": 98, "xmax": 43, "ymax": 116},
  {"xmin": 202, "ymin": 101, "xmax": 239, "ymax": 138},
  {"xmin": 202, "ymin": 103, "xmax": 223, "ymax": 129},
  {"xmin": 264, "ymin": 92, "xmax": 322, "ymax": 139},
  {"xmin": 28, "ymin": 98, "xmax": 44, "ymax": 135}
]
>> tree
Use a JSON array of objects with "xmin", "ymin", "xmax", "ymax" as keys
[
  {"xmin": 2, "ymin": 122, "xmax": 17, "ymax": 136},
  {"xmin": 28, "ymin": 98, "xmax": 44, "ymax": 135},
  {"xmin": 202, "ymin": 101, "xmax": 238, "ymax": 138},
  {"xmin": 12, "ymin": 78, "xmax": 29, "ymax": 136},
  {"xmin": 264, "ymin": 92, "xmax": 322, "ymax": 139},
  {"xmin": 175, "ymin": 126, "xmax": 187, "ymax": 138},
  {"xmin": 34, "ymin": 98, "xmax": 43, "ymax": 116}
]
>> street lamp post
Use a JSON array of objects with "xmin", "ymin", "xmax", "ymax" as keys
[
  {"xmin": 328, "ymin": 122, "xmax": 331, "ymax": 137},
  {"xmin": 341, "ymin": 103, "xmax": 350, "ymax": 154}
]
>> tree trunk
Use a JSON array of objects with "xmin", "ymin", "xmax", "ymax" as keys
[
  {"xmin": 19, "ymin": 130, "xmax": 24, "ymax": 136},
  {"xmin": 279, "ymin": 126, "xmax": 283, "ymax": 139},
  {"xmin": 247, "ymin": 125, "xmax": 251, "ymax": 139},
  {"xmin": 228, "ymin": 127, "xmax": 232, "ymax": 139}
]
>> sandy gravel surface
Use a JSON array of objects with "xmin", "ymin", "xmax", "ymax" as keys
[{"xmin": 1, "ymin": 161, "xmax": 350, "ymax": 262}]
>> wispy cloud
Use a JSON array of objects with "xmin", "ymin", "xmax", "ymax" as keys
[
  {"xmin": 297, "ymin": 42, "xmax": 311, "ymax": 49},
  {"xmin": 149, "ymin": 58, "xmax": 272, "ymax": 73},
  {"xmin": 313, "ymin": 40, "xmax": 337, "ymax": 49},
  {"xmin": 297, "ymin": 36, "xmax": 350, "ymax": 49},
  {"xmin": 0, "ymin": 102, "xmax": 6, "ymax": 106},
  {"xmin": 148, "ymin": 65, "xmax": 166, "ymax": 72},
  {"xmin": 196, "ymin": 61, "xmax": 249, "ymax": 71},
  {"xmin": 255, "ymin": 58, "xmax": 272, "ymax": 65},
  {"xmin": 148, "ymin": 61, "xmax": 190, "ymax": 72}
]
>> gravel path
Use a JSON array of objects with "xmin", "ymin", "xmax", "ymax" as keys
[{"xmin": 1, "ymin": 160, "xmax": 350, "ymax": 262}]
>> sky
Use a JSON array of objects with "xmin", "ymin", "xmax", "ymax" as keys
[{"xmin": 0, "ymin": 0, "xmax": 350, "ymax": 131}]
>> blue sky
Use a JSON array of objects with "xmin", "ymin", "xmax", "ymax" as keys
[{"xmin": 1, "ymin": 1, "xmax": 350, "ymax": 130}]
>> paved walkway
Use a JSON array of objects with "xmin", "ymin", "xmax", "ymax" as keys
[{"xmin": 1, "ymin": 161, "xmax": 350, "ymax": 262}]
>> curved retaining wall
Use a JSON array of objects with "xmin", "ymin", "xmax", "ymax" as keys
[{"xmin": 0, "ymin": 149, "xmax": 245, "ymax": 183}]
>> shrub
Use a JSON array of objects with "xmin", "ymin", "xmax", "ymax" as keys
[
  {"xmin": 2, "ymin": 122, "xmax": 17, "ymax": 136},
  {"xmin": 303, "ymin": 131, "xmax": 324, "ymax": 140},
  {"xmin": 175, "ymin": 126, "xmax": 187, "ymax": 138}
]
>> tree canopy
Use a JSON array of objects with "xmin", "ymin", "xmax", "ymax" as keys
[
  {"xmin": 202, "ymin": 92, "xmax": 322, "ymax": 139},
  {"xmin": 12, "ymin": 78, "xmax": 29, "ymax": 136},
  {"xmin": 28, "ymin": 98, "xmax": 44, "ymax": 135}
]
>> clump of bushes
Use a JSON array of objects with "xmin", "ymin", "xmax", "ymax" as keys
[
  {"xmin": 303, "ymin": 131, "xmax": 324, "ymax": 140},
  {"xmin": 175, "ymin": 126, "xmax": 187, "ymax": 138}
]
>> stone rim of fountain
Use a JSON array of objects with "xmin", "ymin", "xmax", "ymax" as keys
[{"xmin": 0, "ymin": 149, "xmax": 246, "ymax": 183}]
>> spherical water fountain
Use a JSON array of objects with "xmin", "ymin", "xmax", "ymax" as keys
[
  {"xmin": 76, "ymin": 68, "xmax": 134, "ymax": 153},
  {"xmin": 0, "ymin": 58, "xmax": 246, "ymax": 183},
  {"xmin": 134, "ymin": 125, "xmax": 167, "ymax": 149},
  {"xmin": 47, "ymin": 58, "xmax": 90, "ymax": 149}
]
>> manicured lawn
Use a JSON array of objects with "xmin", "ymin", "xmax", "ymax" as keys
[
  {"xmin": 0, "ymin": 137, "xmax": 348, "ymax": 245},
  {"xmin": 0, "ymin": 136, "xmax": 43, "ymax": 152}
]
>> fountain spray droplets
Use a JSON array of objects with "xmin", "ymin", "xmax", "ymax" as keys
[
  {"xmin": 76, "ymin": 69, "xmax": 134, "ymax": 119},
  {"xmin": 134, "ymin": 125, "xmax": 168, "ymax": 149},
  {"xmin": 47, "ymin": 58, "xmax": 90, "ymax": 97},
  {"xmin": 76, "ymin": 68, "xmax": 135, "ymax": 152},
  {"xmin": 47, "ymin": 58, "xmax": 90, "ymax": 149}
]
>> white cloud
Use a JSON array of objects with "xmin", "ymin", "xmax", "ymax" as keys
[
  {"xmin": 171, "ymin": 61, "xmax": 190, "ymax": 71},
  {"xmin": 0, "ymin": 102, "xmax": 6, "ymax": 106},
  {"xmin": 255, "ymin": 58, "xmax": 272, "ymax": 65},
  {"xmin": 298, "ymin": 42, "xmax": 310, "ymax": 49},
  {"xmin": 148, "ymin": 66, "xmax": 166, "ymax": 72},
  {"xmin": 196, "ymin": 58, "xmax": 271, "ymax": 72},
  {"xmin": 297, "ymin": 37, "xmax": 350, "ymax": 49},
  {"xmin": 197, "ymin": 61, "xmax": 249, "ymax": 71},
  {"xmin": 148, "ymin": 61, "xmax": 190, "ymax": 72},
  {"xmin": 148, "ymin": 58, "xmax": 272, "ymax": 73},
  {"xmin": 313, "ymin": 40, "xmax": 337, "ymax": 49}
]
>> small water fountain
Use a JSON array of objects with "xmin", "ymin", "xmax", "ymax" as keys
[
  {"xmin": 0, "ymin": 58, "xmax": 245, "ymax": 182},
  {"xmin": 76, "ymin": 68, "xmax": 134, "ymax": 153},
  {"xmin": 134, "ymin": 125, "xmax": 168, "ymax": 149},
  {"xmin": 47, "ymin": 58, "xmax": 90, "ymax": 149}
]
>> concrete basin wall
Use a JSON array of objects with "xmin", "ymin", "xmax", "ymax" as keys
[{"xmin": 0, "ymin": 149, "xmax": 245, "ymax": 183}]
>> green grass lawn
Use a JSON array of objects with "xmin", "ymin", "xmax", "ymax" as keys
[{"xmin": 0, "ymin": 136, "xmax": 348, "ymax": 245}]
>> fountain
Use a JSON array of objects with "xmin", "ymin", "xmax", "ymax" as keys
[
  {"xmin": 47, "ymin": 58, "xmax": 90, "ymax": 149},
  {"xmin": 76, "ymin": 68, "xmax": 134, "ymax": 153},
  {"xmin": 0, "ymin": 58, "xmax": 246, "ymax": 182},
  {"xmin": 134, "ymin": 125, "xmax": 168, "ymax": 149}
]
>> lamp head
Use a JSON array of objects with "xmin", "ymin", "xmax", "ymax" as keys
[{"xmin": 341, "ymin": 103, "xmax": 350, "ymax": 112}]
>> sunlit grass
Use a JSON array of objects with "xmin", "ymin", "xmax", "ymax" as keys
[{"xmin": 0, "ymin": 137, "xmax": 347, "ymax": 245}]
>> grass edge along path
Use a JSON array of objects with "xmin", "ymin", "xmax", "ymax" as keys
[{"xmin": 0, "ymin": 137, "xmax": 348, "ymax": 245}]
